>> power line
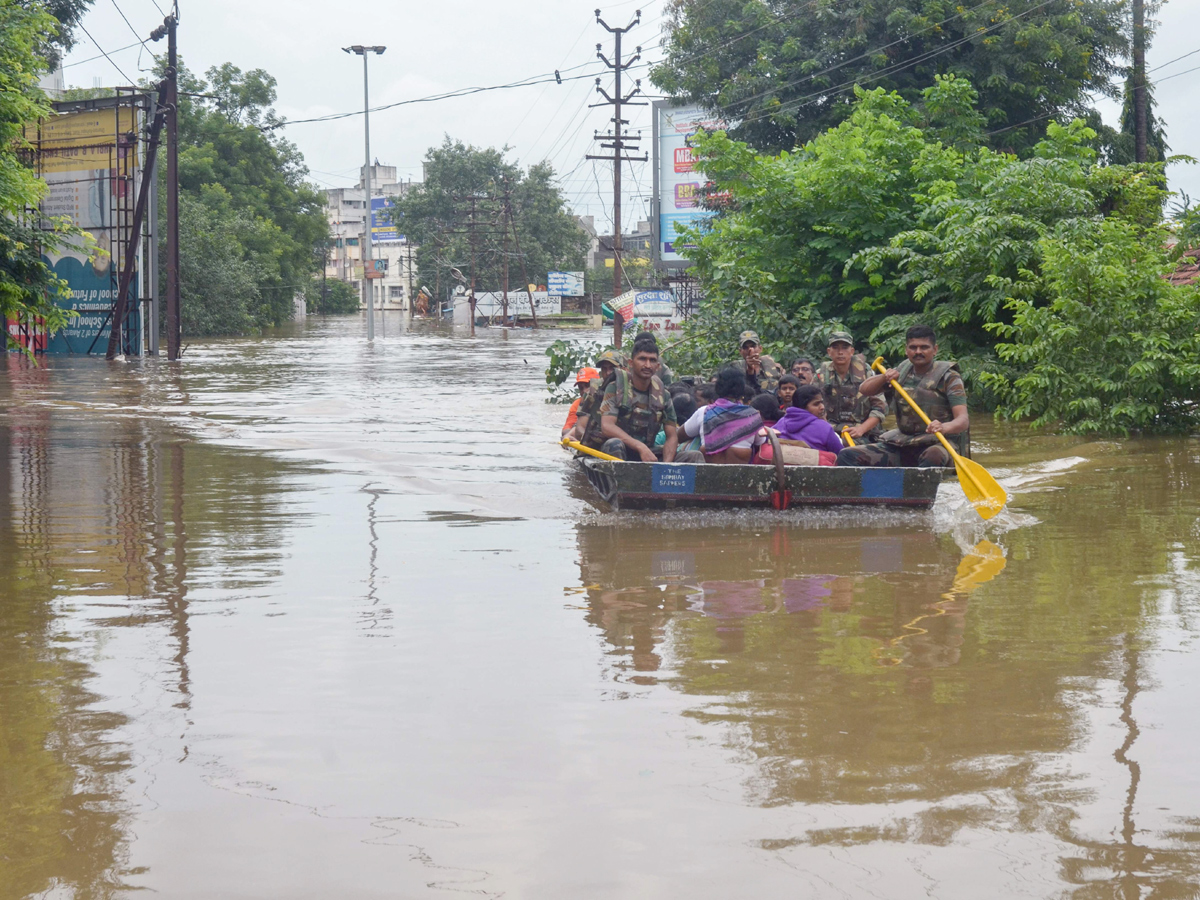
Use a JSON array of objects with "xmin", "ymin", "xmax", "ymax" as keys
[
  {"xmin": 62, "ymin": 39, "xmax": 144, "ymax": 68},
  {"xmin": 74, "ymin": 21, "xmax": 136, "ymax": 85},
  {"xmin": 1157, "ymin": 62, "xmax": 1200, "ymax": 84},
  {"xmin": 1149, "ymin": 46, "xmax": 1200, "ymax": 73}
]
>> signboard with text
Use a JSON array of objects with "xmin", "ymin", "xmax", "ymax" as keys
[
  {"xmin": 370, "ymin": 197, "xmax": 404, "ymax": 243},
  {"xmin": 652, "ymin": 102, "xmax": 723, "ymax": 268},
  {"xmin": 547, "ymin": 271, "xmax": 584, "ymax": 296}
]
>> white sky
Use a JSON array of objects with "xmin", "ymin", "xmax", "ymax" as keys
[{"xmin": 60, "ymin": 0, "xmax": 1200, "ymax": 229}]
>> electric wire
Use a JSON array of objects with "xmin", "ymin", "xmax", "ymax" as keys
[
  {"xmin": 62, "ymin": 39, "xmax": 144, "ymax": 68},
  {"xmin": 74, "ymin": 20, "xmax": 136, "ymax": 85},
  {"xmin": 1149, "ymin": 46, "xmax": 1200, "ymax": 73}
]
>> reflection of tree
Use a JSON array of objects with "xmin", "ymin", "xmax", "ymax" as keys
[
  {"xmin": 0, "ymin": 357, "xmax": 303, "ymax": 897},
  {"xmin": 573, "ymin": 503, "xmax": 1200, "ymax": 894}
]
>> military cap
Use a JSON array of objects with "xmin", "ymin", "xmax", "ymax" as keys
[
  {"xmin": 738, "ymin": 330, "xmax": 761, "ymax": 348},
  {"xmin": 827, "ymin": 330, "xmax": 854, "ymax": 346},
  {"xmin": 596, "ymin": 348, "xmax": 625, "ymax": 367}
]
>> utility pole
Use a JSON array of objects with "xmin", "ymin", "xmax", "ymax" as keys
[
  {"xmin": 588, "ymin": 8, "xmax": 647, "ymax": 348},
  {"xmin": 344, "ymin": 44, "xmax": 386, "ymax": 341},
  {"xmin": 149, "ymin": 10, "xmax": 181, "ymax": 360},
  {"xmin": 1132, "ymin": 0, "xmax": 1148, "ymax": 163},
  {"xmin": 507, "ymin": 202, "xmax": 538, "ymax": 330}
]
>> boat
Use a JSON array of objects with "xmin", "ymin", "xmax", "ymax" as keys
[{"xmin": 576, "ymin": 457, "xmax": 943, "ymax": 511}]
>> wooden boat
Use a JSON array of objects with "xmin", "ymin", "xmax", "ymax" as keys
[{"xmin": 577, "ymin": 457, "xmax": 943, "ymax": 511}]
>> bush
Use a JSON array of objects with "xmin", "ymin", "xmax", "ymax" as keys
[{"xmin": 305, "ymin": 278, "xmax": 360, "ymax": 315}]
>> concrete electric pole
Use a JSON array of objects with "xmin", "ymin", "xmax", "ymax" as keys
[
  {"xmin": 344, "ymin": 44, "xmax": 386, "ymax": 342},
  {"xmin": 588, "ymin": 8, "xmax": 647, "ymax": 348}
]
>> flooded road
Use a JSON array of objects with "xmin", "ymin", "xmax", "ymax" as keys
[{"xmin": 2, "ymin": 314, "xmax": 1199, "ymax": 899}]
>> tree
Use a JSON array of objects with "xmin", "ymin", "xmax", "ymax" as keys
[
  {"xmin": 304, "ymin": 277, "xmax": 359, "ymax": 315},
  {"xmin": 1, "ymin": 0, "xmax": 74, "ymax": 349},
  {"xmin": 16, "ymin": 0, "xmax": 92, "ymax": 61},
  {"xmin": 148, "ymin": 60, "xmax": 329, "ymax": 335},
  {"xmin": 394, "ymin": 138, "xmax": 587, "ymax": 295},
  {"xmin": 651, "ymin": 0, "xmax": 1128, "ymax": 156}
]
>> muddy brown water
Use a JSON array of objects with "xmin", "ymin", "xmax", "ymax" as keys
[{"xmin": 2, "ymin": 315, "xmax": 1199, "ymax": 899}]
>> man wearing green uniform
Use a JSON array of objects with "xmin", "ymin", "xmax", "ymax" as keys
[
  {"xmin": 575, "ymin": 348, "xmax": 625, "ymax": 447},
  {"xmin": 730, "ymin": 330, "xmax": 785, "ymax": 395},
  {"xmin": 816, "ymin": 330, "xmax": 886, "ymax": 442},
  {"xmin": 836, "ymin": 325, "xmax": 968, "ymax": 468},
  {"xmin": 599, "ymin": 334, "xmax": 703, "ymax": 463}
]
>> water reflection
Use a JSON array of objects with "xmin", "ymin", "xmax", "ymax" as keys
[{"xmin": 0, "ymin": 355, "xmax": 303, "ymax": 898}]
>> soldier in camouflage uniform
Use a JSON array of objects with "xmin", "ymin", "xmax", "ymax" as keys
[
  {"xmin": 576, "ymin": 348, "xmax": 625, "ymax": 447},
  {"xmin": 836, "ymin": 325, "xmax": 969, "ymax": 468},
  {"xmin": 815, "ymin": 330, "xmax": 886, "ymax": 443},
  {"xmin": 730, "ymin": 330, "xmax": 785, "ymax": 395},
  {"xmin": 598, "ymin": 334, "xmax": 703, "ymax": 463}
]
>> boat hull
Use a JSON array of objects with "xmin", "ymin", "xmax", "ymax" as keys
[{"xmin": 579, "ymin": 459, "xmax": 942, "ymax": 511}]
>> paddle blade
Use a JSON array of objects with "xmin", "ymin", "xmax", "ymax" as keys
[{"xmin": 954, "ymin": 455, "xmax": 1008, "ymax": 520}]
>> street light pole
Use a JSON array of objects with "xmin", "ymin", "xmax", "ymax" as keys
[{"xmin": 344, "ymin": 44, "xmax": 386, "ymax": 342}]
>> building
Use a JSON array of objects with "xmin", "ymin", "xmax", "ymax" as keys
[
  {"xmin": 587, "ymin": 218, "xmax": 653, "ymax": 269},
  {"xmin": 323, "ymin": 162, "xmax": 418, "ymax": 311}
]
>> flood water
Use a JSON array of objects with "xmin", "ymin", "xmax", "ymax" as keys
[{"xmin": 2, "ymin": 314, "xmax": 1199, "ymax": 899}]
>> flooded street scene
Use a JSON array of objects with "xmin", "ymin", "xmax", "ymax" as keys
[
  {"xmin": 3, "ymin": 320, "xmax": 1199, "ymax": 898},
  {"xmin": 7, "ymin": 0, "xmax": 1200, "ymax": 896}
]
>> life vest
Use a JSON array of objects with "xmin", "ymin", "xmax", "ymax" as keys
[
  {"xmin": 579, "ymin": 374, "xmax": 615, "ymax": 449},
  {"xmin": 819, "ymin": 355, "xmax": 878, "ymax": 429},
  {"xmin": 882, "ymin": 359, "xmax": 968, "ymax": 455},
  {"xmin": 607, "ymin": 370, "xmax": 668, "ymax": 446}
]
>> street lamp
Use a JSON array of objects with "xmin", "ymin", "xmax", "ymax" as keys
[{"xmin": 343, "ymin": 44, "xmax": 387, "ymax": 342}]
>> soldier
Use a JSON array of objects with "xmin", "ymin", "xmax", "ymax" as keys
[
  {"xmin": 575, "ymin": 348, "xmax": 625, "ymax": 446},
  {"xmin": 815, "ymin": 330, "xmax": 886, "ymax": 443},
  {"xmin": 599, "ymin": 334, "xmax": 703, "ymax": 463},
  {"xmin": 836, "ymin": 325, "xmax": 968, "ymax": 468},
  {"xmin": 731, "ymin": 330, "xmax": 785, "ymax": 394}
]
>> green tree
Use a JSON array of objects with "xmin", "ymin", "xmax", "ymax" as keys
[
  {"xmin": 149, "ymin": 60, "xmax": 328, "ymax": 336},
  {"xmin": 395, "ymin": 138, "xmax": 587, "ymax": 295},
  {"xmin": 1, "ymin": 0, "xmax": 74, "ymax": 350},
  {"xmin": 304, "ymin": 276, "xmax": 359, "ymax": 315},
  {"xmin": 16, "ymin": 0, "xmax": 92, "ymax": 61},
  {"xmin": 651, "ymin": 0, "xmax": 1128, "ymax": 156}
]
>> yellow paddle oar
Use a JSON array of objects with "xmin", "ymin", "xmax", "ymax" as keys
[
  {"xmin": 562, "ymin": 438, "xmax": 622, "ymax": 462},
  {"xmin": 841, "ymin": 428, "xmax": 856, "ymax": 447},
  {"xmin": 870, "ymin": 356, "xmax": 1007, "ymax": 520}
]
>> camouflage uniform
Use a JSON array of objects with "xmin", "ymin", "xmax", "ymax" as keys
[
  {"xmin": 597, "ymin": 371, "xmax": 703, "ymax": 462},
  {"xmin": 816, "ymin": 355, "xmax": 886, "ymax": 441},
  {"xmin": 836, "ymin": 360, "xmax": 967, "ymax": 468},
  {"xmin": 731, "ymin": 355, "xmax": 785, "ymax": 395}
]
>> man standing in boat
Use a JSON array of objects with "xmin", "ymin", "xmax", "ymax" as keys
[
  {"xmin": 836, "ymin": 325, "xmax": 969, "ymax": 468},
  {"xmin": 731, "ymin": 331, "xmax": 785, "ymax": 395},
  {"xmin": 598, "ymin": 334, "xmax": 703, "ymax": 463},
  {"xmin": 816, "ymin": 330, "xmax": 886, "ymax": 443}
]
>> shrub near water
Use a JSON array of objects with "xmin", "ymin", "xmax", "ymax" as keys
[{"xmin": 983, "ymin": 219, "xmax": 1200, "ymax": 435}]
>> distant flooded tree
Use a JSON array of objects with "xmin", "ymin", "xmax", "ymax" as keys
[{"xmin": 395, "ymin": 138, "xmax": 588, "ymax": 300}]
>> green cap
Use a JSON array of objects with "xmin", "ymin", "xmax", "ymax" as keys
[
  {"xmin": 827, "ymin": 330, "xmax": 854, "ymax": 346},
  {"xmin": 738, "ymin": 330, "xmax": 761, "ymax": 348},
  {"xmin": 596, "ymin": 348, "xmax": 625, "ymax": 368}
]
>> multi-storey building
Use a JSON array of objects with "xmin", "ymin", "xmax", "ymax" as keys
[{"xmin": 323, "ymin": 163, "xmax": 418, "ymax": 312}]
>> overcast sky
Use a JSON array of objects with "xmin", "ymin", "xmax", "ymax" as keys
[{"xmin": 60, "ymin": 0, "xmax": 1200, "ymax": 229}]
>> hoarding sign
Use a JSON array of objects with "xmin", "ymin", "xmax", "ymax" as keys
[
  {"xmin": 652, "ymin": 102, "xmax": 723, "ymax": 268},
  {"xmin": 609, "ymin": 289, "xmax": 679, "ymax": 324},
  {"xmin": 547, "ymin": 271, "xmax": 584, "ymax": 296},
  {"xmin": 471, "ymin": 291, "xmax": 560, "ymax": 317},
  {"xmin": 26, "ymin": 106, "xmax": 141, "ymax": 354},
  {"xmin": 371, "ymin": 197, "xmax": 404, "ymax": 243}
]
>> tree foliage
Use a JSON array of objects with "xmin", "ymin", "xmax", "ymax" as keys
[
  {"xmin": 304, "ymin": 276, "xmax": 359, "ymax": 315},
  {"xmin": 666, "ymin": 77, "xmax": 1199, "ymax": 432},
  {"xmin": 651, "ymin": 0, "xmax": 1128, "ymax": 157},
  {"xmin": 16, "ymin": 0, "xmax": 92, "ymax": 61},
  {"xmin": 1, "ymin": 0, "xmax": 74, "ymax": 349},
  {"xmin": 160, "ymin": 61, "xmax": 328, "ymax": 335},
  {"xmin": 394, "ymin": 138, "xmax": 587, "ymax": 297}
]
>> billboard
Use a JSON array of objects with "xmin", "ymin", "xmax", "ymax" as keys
[
  {"xmin": 547, "ymin": 271, "xmax": 584, "ymax": 296},
  {"xmin": 470, "ymin": 291, "xmax": 560, "ymax": 317},
  {"xmin": 652, "ymin": 102, "xmax": 723, "ymax": 268},
  {"xmin": 24, "ymin": 105, "xmax": 143, "ymax": 354},
  {"xmin": 370, "ymin": 197, "xmax": 404, "ymax": 243}
]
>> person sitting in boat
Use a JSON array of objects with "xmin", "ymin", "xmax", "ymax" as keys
[
  {"xmin": 561, "ymin": 366, "xmax": 601, "ymax": 438},
  {"xmin": 676, "ymin": 368, "xmax": 766, "ymax": 465},
  {"xmin": 731, "ymin": 331, "xmax": 785, "ymax": 394},
  {"xmin": 774, "ymin": 385, "xmax": 845, "ymax": 455},
  {"xmin": 598, "ymin": 334, "xmax": 703, "ymax": 463},
  {"xmin": 789, "ymin": 357, "xmax": 816, "ymax": 385},
  {"xmin": 815, "ymin": 330, "xmax": 886, "ymax": 443},
  {"xmin": 749, "ymin": 393, "xmax": 781, "ymax": 427},
  {"xmin": 775, "ymin": 374, "xmax": 801, "ymax": 410},
  {"xmin": 836, "ymin": 324, "xmax": 968, "ymax": 468},
  {"xmin": 655, "ymin": 393, "xmax": 702, "ymax": 454},
  {"xmin": 574, "ymin": 348, "xmax": 625, "ymax": 445}
]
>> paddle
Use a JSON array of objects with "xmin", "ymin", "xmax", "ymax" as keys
[
  {"xmin": 869, "ymin": 356, "xmax": 1007, "ymax": 520},
  {"xmin": 841, "ymin": 428, "xmax": 856, "ymax": 448},
  {"xmin": 561, "ymin": 438, "xmax": 622, "ymax": 462}
]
